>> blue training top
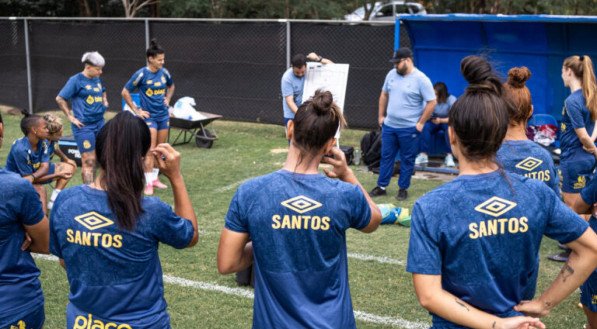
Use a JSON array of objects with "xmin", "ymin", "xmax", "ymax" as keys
[
  {"xmin": 560, "ymin": 89, "xmax": 594, "ymax": 158},
  {"xmin": 580, "ymin": 177, "xmax": 597, "ymax": 240},
  {"xmin": 49, "ymin": 185, "xmax": 194, "ymax": 328},
  {"xmin": 497, "ymin": 140, "xmax": 559, "ymax": 195},
  {"xmin": 225, "ymin": 170, "xmax": 371, "ymax": 329},
  {"xmin": 124, "ymin": 67, "xmax": 173, "ymax": 121},
  {"xmin": 433, "ymin": 95, "xmax": 457, "ymax": 118},
  {"xmin": 407, "ymin": 171, "xmax": 588, "ymax": 328},
  {"xmin": 58, "ymin": 73, "xmax": 106, "ymax": 125},
  {"xmin": 0, "ymin": 169, "xmax": 45, "ymax": 322},
  {"xmin": 382, "ymin": 68, "xmax": 436, "ymax": 129},
  {"xmin": 5, "ymin": 137, "xmax": 50, "ymax": 176},
  {"xmin": 280, "ymin": 68, "xmax": 305, "ymax": 119}
]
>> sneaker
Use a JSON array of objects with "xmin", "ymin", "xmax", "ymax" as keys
[
  {"xmin": 396, "ymin": 189, "xmax": 408, "ymax": 201},
  {"xmin": 369, "ymin": 186, "xmax": 387, "ymax": 197},
  {"xmin": 444, "ymin": 153, "xmax": 456, "ymax": 167},
  {"xmin": 153, "ymin": 179, "xmax": 168, "ymax": 189},
  {"xmin": 144, "ymin": 184, "xmax": 154, "ymax": 196},
  {"xmin": 547, "ymin": 250, "xmax": 571, "ymax": 262},
  {"xmin": 415, "ymin": 153, "xmax": 428, "ymax": 166},
  {"xmin": 47, "ymin": 201, "xmax": 54, "ymax": 210}
]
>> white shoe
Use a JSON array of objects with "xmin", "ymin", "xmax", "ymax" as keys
[
  {"xmin": 415, "ymin": 153, "xmax": 428, "ymax": 165},
  {"xmin": 444, "ymin": 154, "xmax": 456, "ymax": 167}
]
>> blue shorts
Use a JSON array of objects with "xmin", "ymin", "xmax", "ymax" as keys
[
  {"xmin": 67, "ymin": 303, "xmax": 171, "ymax": 329},
  {"xmin": 146, "ymin": 117, "xmax": 170, "ymax": 131},
  {"xmin": 72, "ymin": 120, "xmax": 104, "ymax": 154},
  {"xmin": 581, "ymin": 270, "xmax": 597, "ymax": 312},
  {"xmin": 284, "ymin": 117, "xmax": 293, "ymax": 128},
  {"xmin": 559, "ymin": 149, "xmax": 596, "ymax": 193},
  {"xmin": 0, "ymin": 304, "xmax": 44, "ymax": 329}
]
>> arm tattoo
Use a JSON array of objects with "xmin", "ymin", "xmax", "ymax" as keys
[
  {"xmin": 559, "ymin": 263, "xmax": 575, "ymax": 282},
  {"xmin": 455, "ymin": 298, "xmax": 469, "ymax": 311},
  {"xmin": 492, "ymin": 321, "xmax": 496, "ymax": 329}
]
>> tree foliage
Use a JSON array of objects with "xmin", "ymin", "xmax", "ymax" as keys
[{"xmin": 1, "ymin": 0, "xmax": 597, "ymax": 18}]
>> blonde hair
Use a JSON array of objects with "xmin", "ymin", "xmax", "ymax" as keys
[
  {"xmin": 563, "ymin": 55, "xmax": 597, "ymax": 120},
  {"xmin": 43, "ymin": 113, "xmax": 63, "ymax": 135}
]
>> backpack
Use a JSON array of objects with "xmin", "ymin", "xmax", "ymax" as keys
[{"xmin": 360, "ymin": 130, "xmax": 382, "ymax": 170}]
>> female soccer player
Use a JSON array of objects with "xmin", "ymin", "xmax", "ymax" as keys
[
  {"xmin": 559, "ymin": 55, "xmax": 597, "ymax": 207},
  {"xmin": 122, "ymin": 39, "xmax": 175, "ymax": 195},
  {"xmin": 43, "ymin": 113, "xmax": 77, "ymax": 209},
  {"xmin": 407, "ymin": 55, "xmax": 597, "ymax": 329},
  {"xmin": 49, "ymin": 112, "xmax": 198, "ymax": 328},
  {"xmin": 56, "ymin": 51, "xmax": 108, "ymax": 184},
  {"xmin": 5, "ymin": 112, "xmax": 74, "ymax": 212},
  {"xmin": 217, "ymin": 90, "xmax": 381, "ymax": 328},
  {"xmin": 0, "ymin": 120, "xmax": 49, "ymax": 329},
  {"xmin": 416, "ymin": 82, "xmax": 458, "ymax": 167},
  {"xmin": 497, "ymin": 67, "xmax": 559, "ymax": 194}
]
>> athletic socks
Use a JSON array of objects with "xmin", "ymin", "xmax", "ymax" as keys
[{"xmin": 48, "ymin": 189, "xmax": 62, "ymax": 210}]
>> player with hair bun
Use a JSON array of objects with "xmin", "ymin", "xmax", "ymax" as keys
[
  {"xmin": 497, "ymin": 66, "xmax": 559, "ymax": 194},
  {"xmin": 218, "ymin": 90, "xmax": 381, "ymax": 329},
  {"xmin": 56, "ymin": 51, "xmax": 108, "ymax": 185},
  {"xmin": 122, "ymin": 38, "xmax": 175, "ymax": 195},
  {"xmin": 407, "ymin": 55, "xmax": 597, "ymax": 329}
]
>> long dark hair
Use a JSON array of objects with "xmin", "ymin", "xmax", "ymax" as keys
[
  {"xmin": 95, "ymin": 112, "xmax": 151, "ymax": 230},
  {"xmin": 20, "ymin": 109, "xmax": 42, "ymax": 136},
  {"xmin": 146, "ymin": 38, "xmax": 165, "ymax": 59},
  {"xmin": 293, "ymin": 90, "xmax": 346, "ymax": 157},
  {"xmin": 449, "ymin": 56, "xmax": 510, "ymax": 162},
  {"xmin": 434, "ymin": 82, "xmax": 449, "ymax": 104}
]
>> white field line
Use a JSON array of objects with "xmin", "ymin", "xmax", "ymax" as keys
[
  {"xmin": 214, "ymin": 178, "xmax": 252, "ymax": 193},
  {"xmin": 33, "ymin": 254, "xmax": 427, "ymax": 328},
  {"xmin": 347, "ymin": 252, "xmax": 405, "ymax": 266}
]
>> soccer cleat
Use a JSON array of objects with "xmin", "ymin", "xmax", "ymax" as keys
[
  {"xmin": 396, "ymin": 189, "xmax": 408, "ymax": 201},
  {"xmin": 547, "ymin": 250, "xmax": 570, "ymax": 262},
  {"xmin": 152, "ymin": 179, "xmax": 168, "ymax": 189},
  {"xmin": 415, "ymin": 153, "xmax": 428, "ymax": 166},
  {"xmin": 144, "ymin": 183, "xmax": 154, "ymax": 196},
  {"xmin": 369, "ymin": 186, "xmax": 387, "ymax": 197},
  {"xmin": 444, "ymin": 153, "xmax": 456, "ymax": 167}
]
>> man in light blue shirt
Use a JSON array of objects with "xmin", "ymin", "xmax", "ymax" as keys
[
  {"xmin": 281, "ymin": 53, "xmax": 332, "ymax": 128},
  {"xmin": 370, "ymin": 47, "xmax": 436, "ymax": 200}
]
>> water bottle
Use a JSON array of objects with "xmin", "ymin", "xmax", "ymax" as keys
[{"xmin": 353, "ymin": 148, "xmax": 362, "ymax": 166}]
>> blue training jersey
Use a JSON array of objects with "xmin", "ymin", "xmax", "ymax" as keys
[
  {"xmin": 497, "ymin": 140, "xmax": 559, "ymax": 195},
  {"xmin": 5, "ymin": 137, "xmax": 50, "ymax": 176},
  {"xmin": 280, "ymin": 68, "xmax": 305, "ymax": 119},
  {"xmin": 49, "ymin": 185, "xmax": 194, "ymax": 328},
  {"xmin": 580, "ymin": 177, "xmax": 597, "ymax": 238},
  {"xmin": 225, "ymin": 170, "xmax": 372, "ymax": 329},
  {"xmin": 560, "ymin": 90, "xmax": 594, "ymax": 157},
  {"xmin": 407, "ymin": 170, "xmax": 588, "ymax": 328},
  {"xmin": 58, "ymin": 73, "xmax": 106, "ymax": 125},
  {"xmin": 124, "ymin": 67, "xmax": 173, "ymax": 120},
  {"xmin": 0, "ymin": 169, "xmax": 45, "ymax": 322}
]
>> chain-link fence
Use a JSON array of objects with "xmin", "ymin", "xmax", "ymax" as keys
[{"xmin": 1, "ymin": 18, "xmax": 410, "ymax": 129}]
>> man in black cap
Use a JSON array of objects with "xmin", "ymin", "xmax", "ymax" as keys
[{"xmin": 369, "ymin": 47, "xmax": 436, "ymax": 200}]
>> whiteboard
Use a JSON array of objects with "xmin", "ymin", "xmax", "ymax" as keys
[{"xmin": 302, "ymin": 62, "xmax": 350, "ymax": 114}]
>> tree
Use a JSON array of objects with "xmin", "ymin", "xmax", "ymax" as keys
[{"xmin": 121, "ymin": 0, "xmax": 158, "ymax": 17}]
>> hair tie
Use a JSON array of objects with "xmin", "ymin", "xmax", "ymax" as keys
[{"xmin": 580, "ymin": 55, "xmax": 585, "ymax": 61}]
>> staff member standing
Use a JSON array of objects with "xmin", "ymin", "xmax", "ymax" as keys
[
  {"xmin": 370, "ymin": 47, "xmax": 436, "ymax": 200},
  {"xmin": 281, "ymin": 52, "xmax": 332, "ymax": 129},
  {"xmin": 56, "ymin": 51, "xmax": 108, "ymax": 184},
  {"xmin": 122, "ymin": 39, "xmax": 175, "ymax": 196}
]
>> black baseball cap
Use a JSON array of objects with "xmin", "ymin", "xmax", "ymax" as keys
[{"xmin": 390, "ymin": 47, "xmax": 413, "ymax": 63}]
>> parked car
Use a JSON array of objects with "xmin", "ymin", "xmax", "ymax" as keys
[{"xmin": 344, "ymin": 1, "xmax": 426, "ymax": 22}]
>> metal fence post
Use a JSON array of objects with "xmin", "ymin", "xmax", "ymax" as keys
[
  {"xmin": 145, "ymin": 19, "xmax": 150, "ymax": 49},
  {"xmin": 286, "ymin": 20, "xmax": 291, "ymax": 68},
  {"xmin": 23, "ymin": 18, "xmax": 33, "ymax": 113}
]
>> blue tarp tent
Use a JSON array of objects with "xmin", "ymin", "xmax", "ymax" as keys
[{"xmin": 397, "ymin": 14, "xmax": 597, "ymax": 120}]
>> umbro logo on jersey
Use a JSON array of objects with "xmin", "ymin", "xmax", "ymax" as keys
[
  {"xmin": 281, "ymin": 195, "xmax": 322, "ymax": 214},
  {"xmin": 474, "ymin": 197, "xmax": 517, "ymax": 217},
  {"xmin": 74, "ymin": 212, "xmax": 114, "ymax": 230},
  {"xmin": 515, "ymin": 157, "xmax": 543, "ymax": 171}
]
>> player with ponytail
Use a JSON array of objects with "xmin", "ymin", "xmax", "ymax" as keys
[
  {"xmin": 218, "ymin": 90, "xmax": 381, "ymax": 328},
  {"xmin": 407, "ymin": 55, "xmax": 597, "ymax": 329}
]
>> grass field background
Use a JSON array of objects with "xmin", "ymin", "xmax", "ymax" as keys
[{"xmin": 0, "ymin": 111, "xmax": 588, "ymax": 328}]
